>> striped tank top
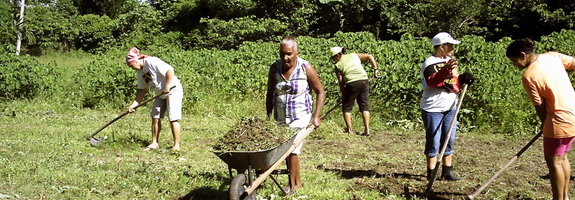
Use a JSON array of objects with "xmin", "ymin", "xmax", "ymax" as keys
[{"xmin": 272, "ymin": 57, "xmax": 313, "ymax": 126}]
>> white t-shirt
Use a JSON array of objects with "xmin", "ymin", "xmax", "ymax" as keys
[
  {"xmin": 136, "ymin": 57, "xmax": 181, "ymax": 98},
  {"xmin": 420, "ymin": 56, "xmax": 458, "ymax": 112}
]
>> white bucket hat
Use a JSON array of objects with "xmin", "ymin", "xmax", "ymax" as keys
[{"xmin": 431, "ymin": 32, "xmax": 461, "ymax": 46}]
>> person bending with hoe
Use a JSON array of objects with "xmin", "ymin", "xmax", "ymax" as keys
[
  {"xmin": 330, "ymin": 46, "xmax": 379, "ymax": 136},
  {"xmin": 266, "ymin": 36, "xmax": 325, "ymax": 193},
  {"xmin": 125, "ymin": 47, "xmax": 184, "ymax": 151},
  {"xmin": 507, "ymin": 38, "xmax": 575, "ymax": 200},
  {"xmin": 420, "ymin": 32, "xmax": 474, "ymax": 181}
]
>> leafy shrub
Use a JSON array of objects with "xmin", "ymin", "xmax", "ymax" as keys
[
  {"xmin": 72, "ymin": 30, "xmax": 575, "ymax": 135},
  {"xmin": 75, "ymin": 57, "xmax": 135, "ymax": 109},
  {"xmin": 25, "ymin": 3, "xmax": 73, "ymax": 53},
  {"xmin": 0, "ymin": 54, "xmax": 54, "ymax": 100},
  {"xmin": 0, "ymin": 1, "xmax": 15, "ymax": 52},
  {"xmin": 70, "ymin": 14, "xmax": 115, "ymax": 52},
  {"xmin": 114, "ymin": 5, "xmax": 167, "ymax": 48}
]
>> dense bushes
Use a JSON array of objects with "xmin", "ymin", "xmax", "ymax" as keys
[
  {"xmin": 7, "ymin": 30, "xmax": 575, "ymax": 134},
  {"xmin": 70, "ymin": 14, "xmax": 115, "ymax": 51},
  {"xmin": 5, "ymin": 0, "xmax": 575, "ymax": 54},
  {"xmin": 74, "ymin": 55, "xmax": 136, "ymax": 109},
  {"xmin": 0, "ymin": 54, "xmax": 56, "ymax": 99}
]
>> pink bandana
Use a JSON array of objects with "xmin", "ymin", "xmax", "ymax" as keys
[{"xmin": 125, "ymin": 47, "xmax": 149, "ymax": 65}]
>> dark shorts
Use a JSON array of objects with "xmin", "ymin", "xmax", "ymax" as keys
[{"xmin": 342, "ymin": 79, "xmax": 369, "ymax": 112}]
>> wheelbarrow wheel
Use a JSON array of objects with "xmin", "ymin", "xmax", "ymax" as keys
[{"xmin": 229, "ymin": 173, "xmax": 256, "ymax": 200}]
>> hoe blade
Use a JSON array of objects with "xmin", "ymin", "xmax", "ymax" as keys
[{"xmin": 90, "ymin": 137, "xmax": 105, "ymax": 146}]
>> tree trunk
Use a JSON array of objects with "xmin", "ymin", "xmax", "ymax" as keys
[{"xmin": 15, "ymin": 0, "xmax": 25, "ymax": 55}]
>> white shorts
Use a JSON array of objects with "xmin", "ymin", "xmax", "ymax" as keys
[
  {"xmin": 150, "ymin": 86, "xmax": 183, "ymax": 121},
  {"xmin": 289, "ymin": 114, "xmax": 311, "ymax": 155}
]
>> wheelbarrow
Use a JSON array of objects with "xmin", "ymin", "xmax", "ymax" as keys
[
  {"xmin": 213, "ymin": 125, "xmax": 315, "ymax": 200},
  {"xmin": 213, "ymin": 97, "xmax": 342, "ymax": 199}
]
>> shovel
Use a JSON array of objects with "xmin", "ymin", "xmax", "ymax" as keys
[{"xmin": 89, "ymin": 86, "xmax": 175, "ymax": 146}]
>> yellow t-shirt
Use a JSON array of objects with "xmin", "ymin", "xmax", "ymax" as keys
[
  {"xmin": 522, "ymin": 52, "xmax": 575, "ymax": 138},
  {"xmin": 335, "ymin": 53, "xmax": 369, "ymax": 84}
]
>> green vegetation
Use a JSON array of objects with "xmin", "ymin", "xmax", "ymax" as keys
[
  {"xmin": 0, "ymin": 53, "xmax": 55, "ymax": 99},
  {"xmin": 2, "ymin": 0, "xmax": 575, "ymax": 53},
  {"xmin": 3, "ymin": 0, "xmax": 575, "ymax": 199},
  {"xmin": 7, "ymin": 30, "xmax": 575, "ymax": 134}
]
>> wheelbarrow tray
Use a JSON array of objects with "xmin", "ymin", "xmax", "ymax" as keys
[{"xmin": 213, "ymin": 132, "xmax": 298, "ymax": 171}]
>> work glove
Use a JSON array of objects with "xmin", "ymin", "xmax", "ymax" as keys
[{"xmin": 458, "ymin": 72, "xmax": 475, "ymax": 85}]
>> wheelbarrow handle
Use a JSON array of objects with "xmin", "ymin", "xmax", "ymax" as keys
[
  {"xmin": 320, "ymin": 99, "xmax": 342, "ymax": 120},
  {"xmin": 245, "ymin": 126, "xmax": 315, "ymax": 195},
  {"xmin": 88, "ymin": 86, "xmax": 176, "ymax": 138}
]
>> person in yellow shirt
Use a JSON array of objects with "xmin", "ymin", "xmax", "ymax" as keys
[
  {"xmin": 507, "ymin": 38, "xmax": 575, "ymax": 200},
  {"xmin": 330, "ymin": 47, "xmax": 379, "ymax": 136}
]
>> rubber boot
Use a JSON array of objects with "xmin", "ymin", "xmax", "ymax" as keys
[
  {"xmin": 441, "ymin": 166, "xmax": 460, "ymax": 181},
  {"xmin": 427, "ymin": 169, "xmax": 434, "ymax": 181}
]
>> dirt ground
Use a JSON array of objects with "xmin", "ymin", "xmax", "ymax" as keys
[{"xmin": 304, "ymin": 130, "xmax": 554, "ymax": 199}]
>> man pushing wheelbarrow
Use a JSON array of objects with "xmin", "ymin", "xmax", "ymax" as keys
[
  {"xmin": 265, "ymin": 35, "xmax": 325, "ymax": 193},
  {"xmin": 213, "ymin": 36, "xmax": 328, "ymax": 200}
]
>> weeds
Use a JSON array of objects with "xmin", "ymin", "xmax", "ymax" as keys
[{"xmin": 212, "ymin": 117, "xmax": 294, "ymax": 152}]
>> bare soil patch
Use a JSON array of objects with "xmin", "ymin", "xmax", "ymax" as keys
[{"xmin": 305, "ymin": 130, "xmax": 552, "ymax": 199}]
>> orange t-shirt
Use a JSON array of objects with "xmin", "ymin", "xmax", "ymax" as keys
[{"xmin": 522, "ymin": 52, "xmax": 575, "ymax": 138}]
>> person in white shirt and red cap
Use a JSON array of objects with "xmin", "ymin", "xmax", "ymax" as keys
[
  {"xmin": 420, "ymin": 32, "xmax": 474, "ymax": 181},
  {"xmin": 125, "ymin": 47, "xmax": 184, "ymax": 151}
]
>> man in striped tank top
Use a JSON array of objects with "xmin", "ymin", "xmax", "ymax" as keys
[{"xmin": 266, "ymin": 36, "xmax": 325, "ymax": 193}]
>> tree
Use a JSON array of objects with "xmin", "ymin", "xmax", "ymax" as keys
[
  {"xmin": 25, "ymin": 1, "xmax": 72, "ymax": 53},
  {"xmin": 0, "ymin": 0, "xmax": 14, "ymax": 52},
  {"xmin": 15, "ymin": 0, "xmax": 24, "ymax": 55},
  {"xmin": 71, "ymin": 0, "xmax": 131, "ymax": 18},
  {"xmin": 253, "ymin": 0, "xmax": 320, "ymax": 35}
]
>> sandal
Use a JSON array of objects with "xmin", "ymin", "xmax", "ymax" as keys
[
  {"xmin": 283, "ymin": 187, "xmax": 295, "ymax": 194},
  {"xmin": 143, "ymin": 144, "xmax": 159, "ymax": 151}
]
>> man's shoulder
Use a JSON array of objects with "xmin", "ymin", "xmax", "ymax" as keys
[{"xmin": 144, "ymin": 57, "xmax": 164, "ymax": 64}]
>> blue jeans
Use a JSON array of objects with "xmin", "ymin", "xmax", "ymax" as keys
[{"xmin": 422, "ymin": 109, "xmax": 457, "ymax": 157}]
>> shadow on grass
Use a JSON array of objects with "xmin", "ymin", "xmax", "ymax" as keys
[
  {"xmin": 179, "ymin": 171, "xmax": 231, "ymax": 200},
  {"xmin": 402, "ymin": 187, "xmax": 468, "ymax": 200},
  {"xmin": 90, "ymin": 133, "xmax": 150, "ymax": 148},
  {"xmin": 319, "ymin": 166, "xmax": 425, "ymax": 181},
  {"xmin": 539, "ymin": 173, "xmax": 575, "ymax": 180},
  {"xmin": 319, "ymin": 165, "xmax": 468, "ymax": 199},
  {"xmin": 179, "ymin": 186, "xmax": 228, "ymax": 200},
  {"xmin": 185, "ymin": 171, "xmax": 231, "ymax": 182}
]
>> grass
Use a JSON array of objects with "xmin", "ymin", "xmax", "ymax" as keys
[
  {"xmin": 0, "ymin": 97, "xmax": 566, "ymax": 200},
  {"xmin": 34, "ymin": 50, "xmax": 96, "ymax": 71}
]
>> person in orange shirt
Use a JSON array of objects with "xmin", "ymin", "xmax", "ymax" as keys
[{"xmin": 507, "ymin": 38, "xmax": 575, "ymax": 200}]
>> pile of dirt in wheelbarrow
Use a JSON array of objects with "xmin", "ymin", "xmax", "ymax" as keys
[{"xmin": 212, "ymin": 117, "xmax": 294, "ymax": 152}]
